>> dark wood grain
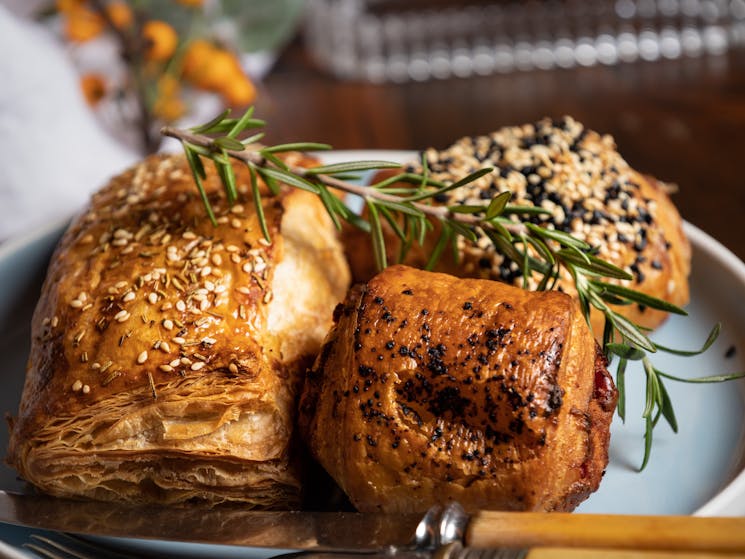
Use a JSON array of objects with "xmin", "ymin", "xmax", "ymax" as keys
[{"xmin": 256, "ymin": 39, "xmax": 745, "ymax": 260}]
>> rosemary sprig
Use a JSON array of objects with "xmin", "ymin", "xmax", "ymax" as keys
[{"xmin": 162, "ymin": 108, "xmax": 744, "ymax": 470}]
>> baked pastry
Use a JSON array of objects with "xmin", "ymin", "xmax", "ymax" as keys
[
  {"xmin": 344, "ymin": 117, "xmax": 691, "ymax": 337},
  {"xmin": 298, "ymin": 265, "xmax": 618, "ymax": 513},
  {"xmin": 7, "ymin": 152, "xmax": 350, "ymax": 507}
]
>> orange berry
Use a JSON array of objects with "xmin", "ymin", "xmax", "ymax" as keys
[
  {"xmin": 64, "ymin": 6, "xmax": 104, "ymax": 42},
  {"xmin": 106, "ymin": 1, "xmax": 133, "ymax": 29},
  {"xmin": 181, "ymin": 39, "xmax": 214, "ymax": 80},
  {"xmin": 186, "ymin": 47, "xmax": 239, "ymax": 91},
  {"xmin": 80, "ymin": 73, "xmax": 107, "ymax": 106},
  {"xmin": 142, "ymin": 20, "xmax": 178, "ymax": 62},
  {"xmin": 175, "ymin": 0, "xmax": 204, "ymax": 6},
  {"xmin": 221, "ymin": 75, "xmax": 256, "ymax": 107}
]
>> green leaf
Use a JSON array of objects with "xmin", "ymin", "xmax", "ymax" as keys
[
  {"xmin": 189, "ymin": 109, "xmax": 231, "ymax": 134},
  {"xmin": 404, "ymin": 168, "xmax": 493, "ymax": 202},
  {"xmin": 448, "ymin": 205, "xmax": 485, "ymax": 214},
  {"xmin": 248, "ymin": 164, "xmax": 270, "ymax": 243},
  {"xmin": 366, "ymin": 201, "xmax": 387, "ymax": 272},
  {"xmin": 591, "ymin": 281, "xmax": 688, "ymax": 315},
  {"xmin": 611, "ymin": 311, "xmax": 657, "ymax": 352},
  {"xmin": 376, "ymin": 199, "xmax": 421, "ymax": 217},
  {"xmin": 524, "ymin": 222, "xmax": 590, "ymax": 250},
  {"xmin": 227, "ymin": 106, "xmax": 255, "ymax": 138},
  {"xmin": 656, "ymin": 369, "xmax": 745, "ymax": 383},
  {"xmin": 486, "ymin": 191, "xmax": 511, "ymax": 219},
  {"xmin": 261, "ymin": 151, "xmax": 290, "ymax": 171},
  {"xmin": 655, "ymin": 323, "xmax": 720, "ymax": 356},
  {"xmin": 378, "ymin": 205, "xmax": 406, "ymax": 242},
  {"xmin": 184, "ymin": 148, "xmax": 216, "ymax": 226},
  {"xmin": 258, "ymin": 167, "xmax": 320, "ymax": 194},
  {"xmin": 425, "ymin": 223, "xmax": 453, "ymax": 271},
  {"xmin": 263, "ymin": 142, "xmax": 333, "ymax": 153},
  {"xmin": 214, "ymin": 136, "xmax": 247, "ymax": 152},
  {"xmin": 305, "ymin": 160, "xmax": 402, "ymax": 175},
  {"xmin": 657, "ymin": 376, "xmax": 678, "ymax": 433},
  {"xmin": 640, "ymin": 415, "xmax": 654, "ymax": 471},
  {"xmin": 606, "ymin": 343, "xmax": 646, "ymax": 361},
  {"xmin": 317, "ymin": 185, "xmax": 342, "ymax": 231},
  {"xmin": 371, "ymin": 172, "xmax": 445, "ymax": 190},
  {"xmin": 448, "ymin": 220, "xmax": 478, "ymax": 243},
  {"xmin": 214, "ymin": 156, "xmax": 238, "ymax": 204},
  {"xmin": 616, "ymin": 358, "xmax": 627, "ymax": 422},
  {"xmin": 241, "ymin": 132, "xmax": 266, "ymax": 145}
]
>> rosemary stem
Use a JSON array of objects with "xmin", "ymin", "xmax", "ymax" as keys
[{"xmin": 160, "ymin": 126, "xmax": 528, "ymax": 236}]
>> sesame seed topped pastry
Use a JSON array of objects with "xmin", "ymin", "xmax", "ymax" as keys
[
  {"xmin": 299, "ymin": 265, "xmax": 618, "ymax": 513},
  {"xmin": 7, "ymin": 151, "xmax": 350, "ymax": 507},
  {"xmin": 345, "ymin": 117, "xmax": 691, "ymax": 337}
]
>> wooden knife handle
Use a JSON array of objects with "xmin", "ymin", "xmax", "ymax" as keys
[
  {"xmin": 528, "ymin": 548, "xmax": 745, "ymax": 559},
  {"xmin": 466, "ymin": 511, "xmax": 745, "ymax": 554}
]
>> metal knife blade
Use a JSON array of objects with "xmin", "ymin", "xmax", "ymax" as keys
[{"xmin": 0, "ymin": 490, "xmax": 426, "ymax": 551}]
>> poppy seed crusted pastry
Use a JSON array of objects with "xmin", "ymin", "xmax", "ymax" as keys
[
  {"xmin": 345, "ymin": 117, "xmax": 691, "ymax": 337},
  {"xmin": 299, "ymin": 265, "xmax": 618, "ymax": 513},
  {"xmin": 7, "ymin": 152, "xmax": 350, "ymax": 507}
]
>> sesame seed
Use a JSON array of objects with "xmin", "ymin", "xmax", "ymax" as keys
[
  {"xmin": 82, "ymin": 384, "xmax": 90, "ymax": 394},
  {"xmin": 160, "ymin": 341, "xmax": 171, "ymax": 353},
  {"xmin": 211, "ymin": 254, "xmax": 223, "ymax": 266},
  {"xmin": 169, "ymin": 359, "xmax": 181, "ymax": 367},
  {"xmin": 231, "ymin": 254, "xmax": 241, "ymax": 264},
  {"xmin": 115, "ymin": 281, "xmax": 128, "ymax": 290},
  {"xmin": 242, "ymin": 262, "xmax": 253, "ymax": 273},
  {"xmin": 162, "ymin": 319, "xmax": 174, "ymax": 330},
  {"xmin": 160, "ymin": 364, "xmax": 174, "ymax": 372},
  {"xmin": 72, "ymin": 379, "xmax": 83, "ymax": 392},
  {"xmin": 180, "ymin": 357, "xmax": 192, "ymax": 366},
  {"xmin": 148, "ymin": 292, "xmax": 158, "ymax": 305},
  {"xmin": 172, "ymin": 336, "xmax": 186, "ymax": 345},
  {"xmin": 114, "ymin": 310, "xmax": 131, "ymax": 322},
  {"xmin": 176, "ymin": 300, "xmax": 186, "ymax": 312},
  {"xmin": 228, "ymin": 363, "xmax": 238, "ymax": 374},
  {"xmin": 231, "ymin": 204, "xmax": 245, "ymax": 214},
  {"xmin": 231, "ymin": 218, "xmax": 242, "ymax": 229},
  {"xmin": 191, "ymin": 362, "xmax": 205, "ymax": 371},
  {"xmin": 226, "ymin": 245, "xmax": 239, "ymax": 253},
  {"xmin": 200, "ymin": 266, "xmax": 212, "ymax": 277},
  {"xmin": 263, "ymin": 291, "xmax": 274, "ymax": 304},
  {"xmin": 182, "ymin": 231, "xmax": 197, "ymax": 240},
  {"xmin": 259, "ymin": 238, "xmax": 271, "ymax": 247},
  {"xmin": 137, "ymin": 351, "xmax": 148, "ymax": 364},
  {"xmin": 70, "ymin": 299, "xmax": 84, "ymax": 309},
  {"xmin": 123, "ymin": 291, "xmax": 136, "ymax": 302}
]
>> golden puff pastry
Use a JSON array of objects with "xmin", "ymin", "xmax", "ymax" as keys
[
  {"xmin": 299, "ymin": 265, "xmax": 617, "ymax": 513},
  {"xmin": 344, "ymin": 117, "xmax": 691, "ymax": 337},
  {"xmin": 7, "ymin": 152, "xmax": 350, "ymax": 507}
]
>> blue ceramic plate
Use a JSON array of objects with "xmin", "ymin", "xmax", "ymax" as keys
[{"xmin": 1, "ymin": 151, "xmax": 744, "ymax": 557}]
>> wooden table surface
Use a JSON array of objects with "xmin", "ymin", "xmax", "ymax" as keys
[{"xmin": 255, "ymin": 39, "xmax": 745, "ymax": 262}]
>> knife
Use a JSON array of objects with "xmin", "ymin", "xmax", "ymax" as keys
[{"xmin": 1, "ymin": 490, "xmax": 744, "ymax": 556}]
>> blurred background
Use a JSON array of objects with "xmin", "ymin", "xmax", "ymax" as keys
[{"xmin": 0, "ymin": 0, "xmax": 744, "ymax": 260}]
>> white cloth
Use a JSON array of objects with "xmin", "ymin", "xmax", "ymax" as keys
[{"xmin": 0, "ymin": 6, "xmax": 137, "ymax": 241}]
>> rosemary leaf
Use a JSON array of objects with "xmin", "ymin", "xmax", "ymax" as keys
[
  {"xmin": 183, "ymin": 147, "xmax": 215, "ymax": 226},
  {"xmin": 248, "ymin": 164, "xmax": 270, "ymax": 242},
  {"xmin": 378, "ymin": 204, "xmax": 407, "ymax": 242},
  {"xmin": 616, "ymin": 357, "xmax": 627, "ymax": 422},
  {"xmin": 214, "ymin": 136, "xmax": 246, "ymax": 152},
  {"xmin": 656, "ymin": 370, "xmax": 745, "ymax": 383},
  {"xmin": 227, "ymin": 106, "xmax": 255, "ymax": 138},
  {"xmin": 425, "ymin": 222, "xmax": 452, "ymax": 271},
  {"xmin": 606, "ymin": 343, "xmax": 646, "ymax": 360},
  {"xmin": 486, "ymin": 191, "xmax": 511, "ymax": 219},
  {"xmin": 305, "ymin": 160, "xmax": 402, "ymax": 175},
  {"xmin": 258, "ymin": 166, "xmax": 320, "ymax": 194},
  {"xmin": 366, "ymin": 200, "xmax": 387, "ymax": 271},
  {"xmin": 591, "ymin": 281, "xmax": 688, "ymax": 315},
  {"xmin": 190, "ymin": 109, "xmax": 231, "ymax": 134},
  {"xmin": 317, "ymin": 185, "xmax": 343, "ymax": 231},
  {"xmin": 611, "ymin": 311, "xmax": 657, "ymax": 353},
  {"xmin": 263, "ymin": 142, "xmax": 333, "ymax": 153},
  {"xmin": 655, "ymin": 322, "xmax": 720, "ymax": 356}
]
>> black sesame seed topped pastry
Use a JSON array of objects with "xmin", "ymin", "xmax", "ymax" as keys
[
  {"xmin": 345, "ymin": 117, "xmax": 691, "ymax": 337},
  {"xmin": 7, "ymin": 151, "xmax": 350, "ymax": 507},
  {"xmin": 298, "ymin": 265, "xmax": 618, "ymax": 513}
]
